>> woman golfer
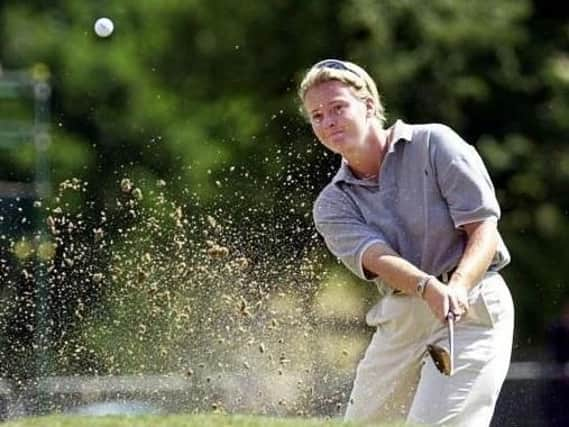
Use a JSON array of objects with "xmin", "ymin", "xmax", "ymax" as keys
[{"xmin": 299, "ymin": 59, "xmax": 514, "ymax": 426}]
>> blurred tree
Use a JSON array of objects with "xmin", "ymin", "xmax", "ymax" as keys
[{"xmin": 0, "ymin": 0, "xmax": 567, "ymax": 385}]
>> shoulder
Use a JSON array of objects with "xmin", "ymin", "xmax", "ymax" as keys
[
  {"xmin": 393, "ymin": 121, "xmax": 467, "ymax": 150},
  {"xmin": 405, "ymin": 122, "xmax": 465, "ymax": 145},
  {"xmin": 313, "ymin": 182, "xmax": 359, "ymax": 222},
  {"xmin": 314, "ymin": 182, "xmax": 349, "ymax": 211},
  {"xmin": 410, "ymin": 122, "xmax": 475, "ymax": 160},
  {"xmin": 391, "ymin": 121, "xmax": 472, "ymax": 164}
]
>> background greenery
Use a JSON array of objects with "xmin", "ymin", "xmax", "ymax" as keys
[{"xmin": 0, "ymin": 0, "xmax": 568, "ymax": 419}]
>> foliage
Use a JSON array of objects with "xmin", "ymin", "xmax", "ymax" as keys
[{"xmin": 0, "ymin": 0, "xmax": 568, "ymax": 390}]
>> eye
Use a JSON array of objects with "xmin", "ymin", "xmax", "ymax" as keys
[
  {"xmin": 311, "ymin": 113, "xmax": 323, "ymax": 124},
  {"xmin": 333, "ymin": 104, "xmax": 345, "ymax": 115}
]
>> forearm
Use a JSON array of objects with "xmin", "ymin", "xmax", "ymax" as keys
[
  {"xmin": 450, "ymin": 220, "xmax": 498, "ymax": 290},
  {"xmin": 362, "ymin": 243, "xmax": 426, "ymax": 295},
  {"xmin": 362, "ymin": 241, "xmax": 470, "ymax": 321}
]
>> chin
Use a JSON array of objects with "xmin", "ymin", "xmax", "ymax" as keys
[
  {"xmin": 333, "ymin": 138, "xmax": 357, "ymax": 153},
  {"xmin": 326, "ymin": 141, "xmax": 347, "ymax": 155},
  {"xmin": 328, "ymin": 135, "xmax": 350, "ymax": 147}
]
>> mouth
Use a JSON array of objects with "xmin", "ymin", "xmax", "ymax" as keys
[{"xmin": 327, "ymin": 130, "xmax": 345, "ymax": 141}]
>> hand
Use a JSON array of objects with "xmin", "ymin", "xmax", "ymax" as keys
[
  {"xmin": 423, "ymin": 278, "xmax": 452, "ymax": 322},
  {"xmin": 423, "ymin": 278, "xmax": 469, "ymax": 322},
  {"xmin": 447, "ymin": 283, "xmax": 469, "ymax": 321}
]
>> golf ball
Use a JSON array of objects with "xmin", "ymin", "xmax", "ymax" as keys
[{"xmin": 94, "ymin": 17, "xmax": 114, "ymax": 38}]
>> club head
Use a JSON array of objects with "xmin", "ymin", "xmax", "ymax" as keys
[
  {"xmin": 427, "ymin": 343, "xmax": 452, "ymax": 376},
  {"xmin": 427, "ymin": 313, "xmax": 455, "ymax": 376}
]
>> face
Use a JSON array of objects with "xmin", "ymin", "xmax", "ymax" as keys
[{"xmin": 303, "ymin": 80, "xmax": 373, "ymax": 156}]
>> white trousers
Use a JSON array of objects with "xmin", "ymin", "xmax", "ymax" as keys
[{"xmin": 344, "ymin": 272, "xmax": 514, "ymax": 426}]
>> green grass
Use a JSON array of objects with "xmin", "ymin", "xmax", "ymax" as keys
[{"xmin": 1, "ymin": 414, "xmax": 390, "ymax": 427}]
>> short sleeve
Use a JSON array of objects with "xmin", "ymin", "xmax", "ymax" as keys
[
  {"xmin": 313, "ymin": 186, "xmax": 390, "ymax": 281},
  {"xmin": 431, "ymin": 125, "xmax": 501, "ymax": 228}
]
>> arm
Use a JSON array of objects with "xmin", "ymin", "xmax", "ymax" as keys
[
  {"xmin": 362, "ymin": 244, "xmax": 455, "ymax": 321},
  {"xmin": 361, "ymin": 243, "xmax": 427, "ymax": 295},
  {"xmin": 426, "ymin": 125, "xmax": 503, "ymax": 319},
  {"xmin": 423, "ymin": 219, "xmax": 498, "ymax": 320},
  {"xmin": 313, "ymin": 187, "xmax": 390, "ymax": 283},
  {"xmin": 448, "ymin": 220, "xmax": 498, "ymax": 292},
  {"xmin": 362, "ymin": 220, "xmax": 498, "ymax": 322}
]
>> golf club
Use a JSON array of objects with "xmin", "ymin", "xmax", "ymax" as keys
[{"xmin": 427, "ymin": 312, "xmax": 455, "ymax": 376}]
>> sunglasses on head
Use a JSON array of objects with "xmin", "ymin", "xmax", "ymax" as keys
[{"xmin": 313, "ymin": 59, "xmax": 362, "ymax": 79}]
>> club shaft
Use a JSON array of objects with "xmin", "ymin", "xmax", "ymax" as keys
[{"xmin": 447, "ymin": 313, "xmax": 454, "ymax": 375}]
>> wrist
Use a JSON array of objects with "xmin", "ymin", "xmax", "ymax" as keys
[
  {"xmin": 449, "ymin": 270, "xmax": 469, "ymax": 289},
  {"xmin": 450, "ymin": 269, "xmax": 467, "ymax": 283},
  {"xmin": 416, "ymin": 275, "xmax": 435, "ymax": 299}
]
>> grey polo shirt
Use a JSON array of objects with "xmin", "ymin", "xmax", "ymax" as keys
[{"xmin": 313, "ymin": 120, "xmax": 510, "ymax": 297}]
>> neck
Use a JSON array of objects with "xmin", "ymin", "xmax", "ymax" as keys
[{"xmin": 345, "ymin": 123, "xmax": 391, "ymax": 179}]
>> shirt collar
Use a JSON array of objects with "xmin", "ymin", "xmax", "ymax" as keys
[
  {"xmin": 389, "ymin": 119, "xmax": 413, "ymax": 147},
  {"xmin": 332, "ymin": 159, "xmax": 372, "ymax": 185},
  {"xmin": 331, "ymin": 120, "xmax": 413, "ymax": 185}
]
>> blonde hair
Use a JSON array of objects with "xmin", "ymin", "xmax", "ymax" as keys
[{"xmin": 298, "ymin": 59, "xmax": 386, "ymax": 125}]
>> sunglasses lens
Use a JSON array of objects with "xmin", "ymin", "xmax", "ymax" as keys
[
  {"xmin": 316, "ymin": 60, "xmax": 345, "ymax": 70},
  {"xmin": 314, "ymin": 60, "xmax": 361, "ymax": 78}
]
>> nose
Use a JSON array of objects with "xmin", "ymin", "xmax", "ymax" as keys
[{"xmin": 322, "ymin": 112, "xmax": 336, "ymax": 129}]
